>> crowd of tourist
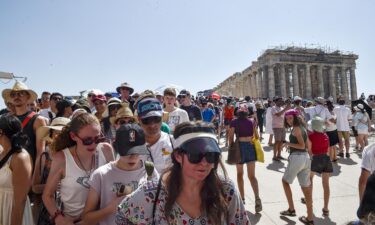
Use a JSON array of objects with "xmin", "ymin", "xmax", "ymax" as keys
[{"xmin": 0, "ymin": 80, "xmax": 374, "ymax": 225}]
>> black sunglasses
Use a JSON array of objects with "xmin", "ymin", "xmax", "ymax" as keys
[
  {"xmin": 183, "ymin": 151, "xmax": 220, "ymax": 164},
  {"xmin": 52, "ymin": 97, "xmax": 62, "ymax": 101},
  {"xmin": 10, "ymin": 91, "xmax": 28, "ymax": 98},
  {"xmin": 141, "ymin": 116, "xmax": 162, "ymax": 125},
  {"xmin": 76, "ymin": 134, "xmax": 105, "ymax": 145}
]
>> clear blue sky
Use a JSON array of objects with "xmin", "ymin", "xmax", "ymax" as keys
[{"xmin": 1, "ymin": 0, "xmax": 374, "ymax": 108}]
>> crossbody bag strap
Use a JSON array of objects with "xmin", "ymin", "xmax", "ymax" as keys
[
  {"xmin": 21, "ymin": 111, "xmax": 36, "ymax": 128},
  {"xmin": 152, "ymin": 177, "xmax": 163, "ymax": 225}
]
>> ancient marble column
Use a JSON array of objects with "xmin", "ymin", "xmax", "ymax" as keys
[
  {"xmin": 341, "ymin": 67, "xmax": 349, "ymax": 102},
  {"xmin": 293, "ymin": 64, "xmax": 300, "ymax": 96},
  {"xmin": 317, "ymin": 65, "xmax": 324, "ymax": 97},
  {"xmin": 280, "ymin": 64, "xmax": 287, "ymax": 98},
  {"xmin": 305, "ymin": 64, "xmax": 312, "ymax": 99},
  {"xmin": 268, "ymin": 65, "xmax": 275, "ymax": 98},
  {"xmin": 256, "ymin": 70, "xmax": 262, "ymax": 98},
  {"xmin": 251, "ymin": 74, "xmax": 257, "ymax": 97},
  {"xmin": 329, "ymin": 66, "xmax": 337, "ymax": 101},
  {"xmin": 261, "ymin": 69, "xmax": 267, "ymax": 98},
  {"xmin": 350, "ymin": 68, "xmax": 357, "ymax": 100}
]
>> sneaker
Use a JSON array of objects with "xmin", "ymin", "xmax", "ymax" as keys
[
  {"xmin": 338, "ymin": 152, "xmax": 344, "ymax": 157},
  {"xmin": 346, "ymin": 153, "xmax": 350, "ymax": 158},
  {"xmin": 255, "ymin": 198, "xmax": 262, "ymax": 213}
]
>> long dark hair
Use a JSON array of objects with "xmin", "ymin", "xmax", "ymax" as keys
[
  {"xmin": 0, "ymin": 114, "xmax": 29, "ymax": 153},
  {"xmin": 51, "ymin": 113, "xmax": 99, "ymax": 152},
  {"xmin": 164, "ymin": 121, "xmax": 228, "ymax": 224}
]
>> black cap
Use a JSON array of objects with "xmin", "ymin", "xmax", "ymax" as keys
[
  {"xmin": 178, "ymin": 89, "xmax": 191, "ymax": 97},
  {"xmin": 114, "ymin": 123, "xmax": 149, "ymax": 156}
]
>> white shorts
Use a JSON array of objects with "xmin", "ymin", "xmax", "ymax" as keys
[{"xmin": 282, "ymin": 152, "xmax": 311, "ymax": 187}]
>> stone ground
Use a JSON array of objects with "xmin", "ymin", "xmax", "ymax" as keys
[{"xmin": 219, "ymin": 132, "xmax": 375, "ymax": 225}]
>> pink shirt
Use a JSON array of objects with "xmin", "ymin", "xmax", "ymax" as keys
[{"xmin": 271, "ymin": 106, "xmax": 285, "ymax": 128}]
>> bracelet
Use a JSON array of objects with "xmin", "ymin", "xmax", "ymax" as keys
[{"xmin": 50, "ymin": 209, "xmax": 64, "ymax": 223}]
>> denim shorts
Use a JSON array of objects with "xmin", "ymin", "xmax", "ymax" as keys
[{"xmin": 239, "ymin": 141, "xmax": 256, "ymax": 164}]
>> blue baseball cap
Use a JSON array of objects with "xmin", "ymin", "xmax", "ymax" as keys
[{"xmin": 137, "ymin": 97, "xmax": 163, "ymax": 119}]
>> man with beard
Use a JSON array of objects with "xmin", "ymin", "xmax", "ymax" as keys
[
  {"xmin": 137, "ymin": 97, "xmax": 173, "ymax": 174},
  {"xmin": 2, "ymin": 81, "xmax": 46, "ymax": 168}
]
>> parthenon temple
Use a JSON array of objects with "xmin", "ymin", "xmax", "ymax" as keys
[{"xmin": 214, "ymin": 47, "xmax": 358, "ymax": 102}]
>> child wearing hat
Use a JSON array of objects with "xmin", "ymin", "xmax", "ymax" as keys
[
  {"xmin": 82, "ymin": 123, "xmax": 158, "ymax": 225},
  {"xmin": 307, "ymin": 116, "xmax": 333, "ymax": 217}
]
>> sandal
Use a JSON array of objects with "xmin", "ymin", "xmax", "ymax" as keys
[
  {"xmin": 280, "ymin": 209, "xmax": 296, "ymax": 217},
  {"xmin": 299, "ymin": 216, "xmax": 314, "ymax": 224},
  {"xmin": 322, "ymin": 208, "xmax": 329, "ymax": 217},
  {"xmin": 255, "ymin": 198, "xmax": 262, "ymax": 213},
  {"xmin": 272, "ymin": 157, "xmax": 281, "ymax": 162}
]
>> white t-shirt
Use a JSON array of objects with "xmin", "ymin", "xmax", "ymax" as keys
[
  {"xmin": 304, "ymin": 105, "xmax": 333, "ymax": 121},
  {"xmin": 141, "ymin": 132, "xmax": 173, "ymax": 174},
  {"xmin": 166, "ymin": 108, "xmax": 189, "ymax": 132},
  {"xmin": 326, "ymin": 113, "xmax": 337, "ymax": 132},
  {"xmin": 361, "ymin": 143, "xmax": 375, "ymax": 173},
  {"xmin": 39, "ymin": 108, "xmax": 55, "ymax": 122},
  {"xmin": 333, "ymin": 105, "xmax": 352, "ymax": 131},
  {"xmin": 89, "ymin": 162, "xmax": 159, "ymax": 225}
]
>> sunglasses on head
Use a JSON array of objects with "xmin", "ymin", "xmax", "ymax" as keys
[
  {"xmin": 141, "ymin": 116, "xmax": 162, "ymax": 125},
  {"xmin": 76, "ymin": 134, "xmax": 105, "ymax": 145},
  {"xmin": 183, "ymin": 151, "xmax": 220, "ymax": 164},
  {"xmin": 10, "ymin": 91, "xmax": 28, "ymax": 98}
]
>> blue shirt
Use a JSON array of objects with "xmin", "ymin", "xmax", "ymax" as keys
[{"xmin": 202, "ymin": 108, "xmax": 215, "ymax": 123}]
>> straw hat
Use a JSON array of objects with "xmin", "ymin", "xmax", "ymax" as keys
[
  {"xmin": 37, "ymin": 117, "xmax": 71, "ymax": 141},
  {"xmin": 2, "ymin": 81, "xmax": 38, "ymax": 103},
  {"xmin": 110, "ymin": 104, "xmax": 134, "ymax": 125}
]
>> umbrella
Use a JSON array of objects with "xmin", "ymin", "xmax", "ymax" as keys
[
  {"xmin": 210, "ymin": 92, "xmax": 220, "ymax": 100},
  {"xmin": 154, "ymin": 84, "xmax": 184, "ymax": 96},
  {"xmin": 352, "ymin": 99, "xmax": 372, "ymax": 120}
]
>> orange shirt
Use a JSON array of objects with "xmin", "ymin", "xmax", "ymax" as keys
[{"xmin": 224, "ymin": 105, "xmax": 234, "ymax": 120}]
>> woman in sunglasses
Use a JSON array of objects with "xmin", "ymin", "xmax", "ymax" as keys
[
  {"xmin": 42, "ymin": 113, "xmax": 114, "ymax": 225},
  {"xmin": 116, "ymin": 121, "xmax": 249, "ymax": 225}
]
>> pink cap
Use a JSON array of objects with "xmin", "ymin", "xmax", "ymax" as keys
[{"xmin": 285, "ymin": 109, "xmax": 299, "ymax": 117}]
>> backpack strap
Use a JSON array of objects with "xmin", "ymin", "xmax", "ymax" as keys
[{"xmin": 21, "ymin": 111, "xmax": 36, "ymax": 128}]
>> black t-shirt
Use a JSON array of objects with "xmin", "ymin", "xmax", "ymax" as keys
[
  {"xmin": 16, "ymin": 111, "xmax": 38, "ymax": 165},
  {"xmin": 180, "ymin": 105, "xmax": 202, "ymax": 121}
]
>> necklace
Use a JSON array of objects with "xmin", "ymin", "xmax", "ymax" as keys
[{"xmin": 74, "ymin": 146, "xmax": 94, "ymax": 177}]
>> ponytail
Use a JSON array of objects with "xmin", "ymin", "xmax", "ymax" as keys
[{"xmin": 10, "ymin": 131, "xmax": 29, "ymax": 153}]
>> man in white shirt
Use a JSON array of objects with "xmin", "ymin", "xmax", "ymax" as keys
[
  {"xmin": 333, "ymin": 97, "xmax": 352, "ymax": 157},
  {"xmin": 163, "ymin": 87, "xmax": 189, "ymax": 133},
  {"xmin": 137, "ymin": 97, "xmax": 173, "ymax": 174},
  {"xmin": 39, "ymin": 92, "xmax": 63, "ymax": 123},
  {"xmin": 358, "ymin": 143, "xmax": 375, "ymax": 201}
]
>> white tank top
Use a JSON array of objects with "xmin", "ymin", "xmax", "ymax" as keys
[{"xmin": 60, "ymin": 143, "xmax": 107, "ymax": 217}]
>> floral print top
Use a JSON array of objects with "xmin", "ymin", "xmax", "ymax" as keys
[{"xmin": 115, "ymin": 177, "xmax": 250, "ymax": 225}]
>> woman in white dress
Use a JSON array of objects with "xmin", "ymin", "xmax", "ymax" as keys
[
  {"xmin": 265, "ymin": 101, "xmax": 274, "ymax": 146},
  {"xmin": 0, "ymin": 114, "xmax": 34, "ymax": 225}
]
